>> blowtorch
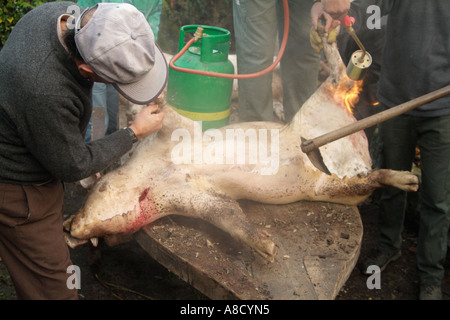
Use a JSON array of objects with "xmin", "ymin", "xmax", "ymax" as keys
[{"xmin": 341, "ymin": 15, "xmax": 372, "ymax": 81}]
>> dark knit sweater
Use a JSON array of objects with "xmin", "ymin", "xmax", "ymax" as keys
[
  {"xmin": 350, "ymin": 0, "xmax": 450, "ymax": 117},
  {"xmin": 0, "ymin": 1, "xmax": 133, "ymax": 184}
]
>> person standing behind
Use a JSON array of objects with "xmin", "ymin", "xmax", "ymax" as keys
[
  {"xmin": 313, "ymin": 0, "xmax": 450, "ymax": 300},
  {"xmin": 78, "ymin": 0, "xmax": 163, "ymax": 141},
  {"xmin": 233, "ymin": 0, "xmax": 320, "ymax": 123}
]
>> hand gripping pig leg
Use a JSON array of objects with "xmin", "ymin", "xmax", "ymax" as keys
[{"xmin": 160, "ymin": 189, "xmax": 277, "ymax": 262}]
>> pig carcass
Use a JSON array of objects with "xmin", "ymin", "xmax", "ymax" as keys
[{"xmin": 64, "ymin": 35, "xmax": 418, "ymax": 262}]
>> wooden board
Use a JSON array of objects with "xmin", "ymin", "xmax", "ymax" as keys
[{"xmin": 134, "ymin": 200, "xmax": 363, "ymax": 300}]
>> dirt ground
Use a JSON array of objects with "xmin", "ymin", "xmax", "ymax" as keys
[{"xmin": 1, "ymin": 182, "xmax": 448, "ymax": 301}]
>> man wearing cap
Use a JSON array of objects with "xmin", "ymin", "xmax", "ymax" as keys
[
  {"xmin": 78, "ymin": 0, "xmax": 163, "ymax": 142},
  {"xmin": 0, "ymin": 1, "xmax": 167, "ymax": 299}
]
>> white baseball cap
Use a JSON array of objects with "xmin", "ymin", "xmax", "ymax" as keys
[{"xmin": 74, "ymin": 3, "xmax": 167, "ymax": 104}]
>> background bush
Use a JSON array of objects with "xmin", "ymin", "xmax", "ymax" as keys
[
  {"xmin": 0, "ymin": 0, "xmax": 66, "ymax": 49},
  {"xmin": 0, "ymin": 0, "xmax": 234, "ymax": 52},
  {"xmin": 158, "ymin": 0, "xmax": 234, "ymax": 54}
]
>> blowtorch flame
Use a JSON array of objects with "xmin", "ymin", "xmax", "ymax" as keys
[
  {"xmin": 343, "ymin": 81, "xmax": 363, "ymax": 114},
  {"xmin": 332, "ymin": 79, "xmax": 364, "ymax": 114}
]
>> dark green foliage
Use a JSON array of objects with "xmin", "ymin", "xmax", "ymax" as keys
[
  {"xmin": 159, "ymin": 0, "xmax": 234, "ymax": 54},
  {"xmin": 0, "ymin": 0, "xmax": 76, "ymax": 49},
  {"xmin": 0, "ymin": 0, "xmax": 234, "ymax": 53}
]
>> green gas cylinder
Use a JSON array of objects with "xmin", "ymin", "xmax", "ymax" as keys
[{"xmin": 167, "ymin": 25, "xmax": 234, "ymax": 131}]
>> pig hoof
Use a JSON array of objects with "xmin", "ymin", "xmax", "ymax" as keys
[
  {"xmin": 394, "ymin": 171, "xmax": 419, "ymax": 192},
  {"xmin": 377, "ymin": 170, "xmax": 419, "ymax": 192},
  {"xmin": 256, "ymin": 240, "xmax": 277, "ymax": 263}
]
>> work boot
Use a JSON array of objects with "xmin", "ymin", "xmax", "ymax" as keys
[
  {"xmin": 419, "ymin": 284, "xmax": 442, "ymax": 300},
  {"xmin": 360, "ymin": 248, "xmax": 401, "ymax": 275}
]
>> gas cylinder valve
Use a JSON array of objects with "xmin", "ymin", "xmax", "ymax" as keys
[{"xmin": 194, "ymin": 27, "xmax": 204, "ymax": 41}]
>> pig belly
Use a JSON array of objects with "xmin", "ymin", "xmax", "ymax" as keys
[{"xmin": 203, "ymin": 160, "xmax": 377, "ymax": 207}]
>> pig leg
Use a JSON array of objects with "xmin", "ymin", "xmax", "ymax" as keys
[
  {"xmin": 370, "ymin": 169, "xmax": 419, "ymax": 192},
  {"xmin": 65, "ymin": 185, "xmax": 276, "ymax": 262},
  {"xmin": 310, "ymin": 169, "xmax": 419, "ymax": 206},
  {"xmin": 159, "ymin": 189, "xmax": 277, "ymax": 262}
]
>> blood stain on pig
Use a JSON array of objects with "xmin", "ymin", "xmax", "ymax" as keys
[
  {"xmin": 139, "ymin": 187, "xmax": 150, "ymax": 202},
  {"xmin": 125, "ymin": 187, "xmax": 160, "ymax": 233}
]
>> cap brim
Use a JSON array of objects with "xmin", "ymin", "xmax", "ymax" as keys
[{"xmin": 113, "ymin": 43, "xmax": 168, "ymax": 105}]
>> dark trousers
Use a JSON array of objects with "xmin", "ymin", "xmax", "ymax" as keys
[
  {"xmin": 233, "ymin": 0, "xmax": 319, "ymax": 122},
  {"xmin": 0, "ymin": 180, "xmax": 78, "ymax": 299},
  {"xmin": 377, "ymin": 108, "xmax": 450, "ymax": 286}
]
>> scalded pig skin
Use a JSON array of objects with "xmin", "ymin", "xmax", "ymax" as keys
[{"xmin": 65, "ymin": 36, "xmax": 418, "ymax": 262}]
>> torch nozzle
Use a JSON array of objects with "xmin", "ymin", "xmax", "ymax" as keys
[
  {"xmin": 341, "ymin": 15, "xmax": 372, "ymax": 81},
  {"xmin": 344, "ymin": 25, "xmax": 367, "ymax": 62}
]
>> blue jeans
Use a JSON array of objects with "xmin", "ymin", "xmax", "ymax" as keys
[{"xmin": 85, "ymin": 83, "xmax": 119, "ymax": 142}]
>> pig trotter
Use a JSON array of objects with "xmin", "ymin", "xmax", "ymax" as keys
[
  {"xmin": 167, "ymin": 191, "xmax": 277, "ymax": 262},
  {"xmin": 192, "ymin": 199, "xmax": 277, "ymax": 262},
  {"xmin": 372, "ymin": 169, "xmax": 419, "ymax": 192}
]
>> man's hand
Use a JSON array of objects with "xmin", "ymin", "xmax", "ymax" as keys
[
  {"xmin": 311, "ymin": 2, "xmax": 332, "ymax": 31},
  {"xmin": 129, "ymin": 103, "xmax": 165, "ymax": 139},
  {"xmin": 311, "ymin": 0, "xmax": 350, "ymax": 32},
  {"xmin": 321, "ymin": 0, "xmax": 350, "ymax": 21},
  {"xmin": 310, "ymin": 26, "xmax": 339, "ymax": 53}
]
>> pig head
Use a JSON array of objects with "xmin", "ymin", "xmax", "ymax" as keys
[{"xmin": 64, "ymin": 34, "xmax": 418, "ymax": 262}]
